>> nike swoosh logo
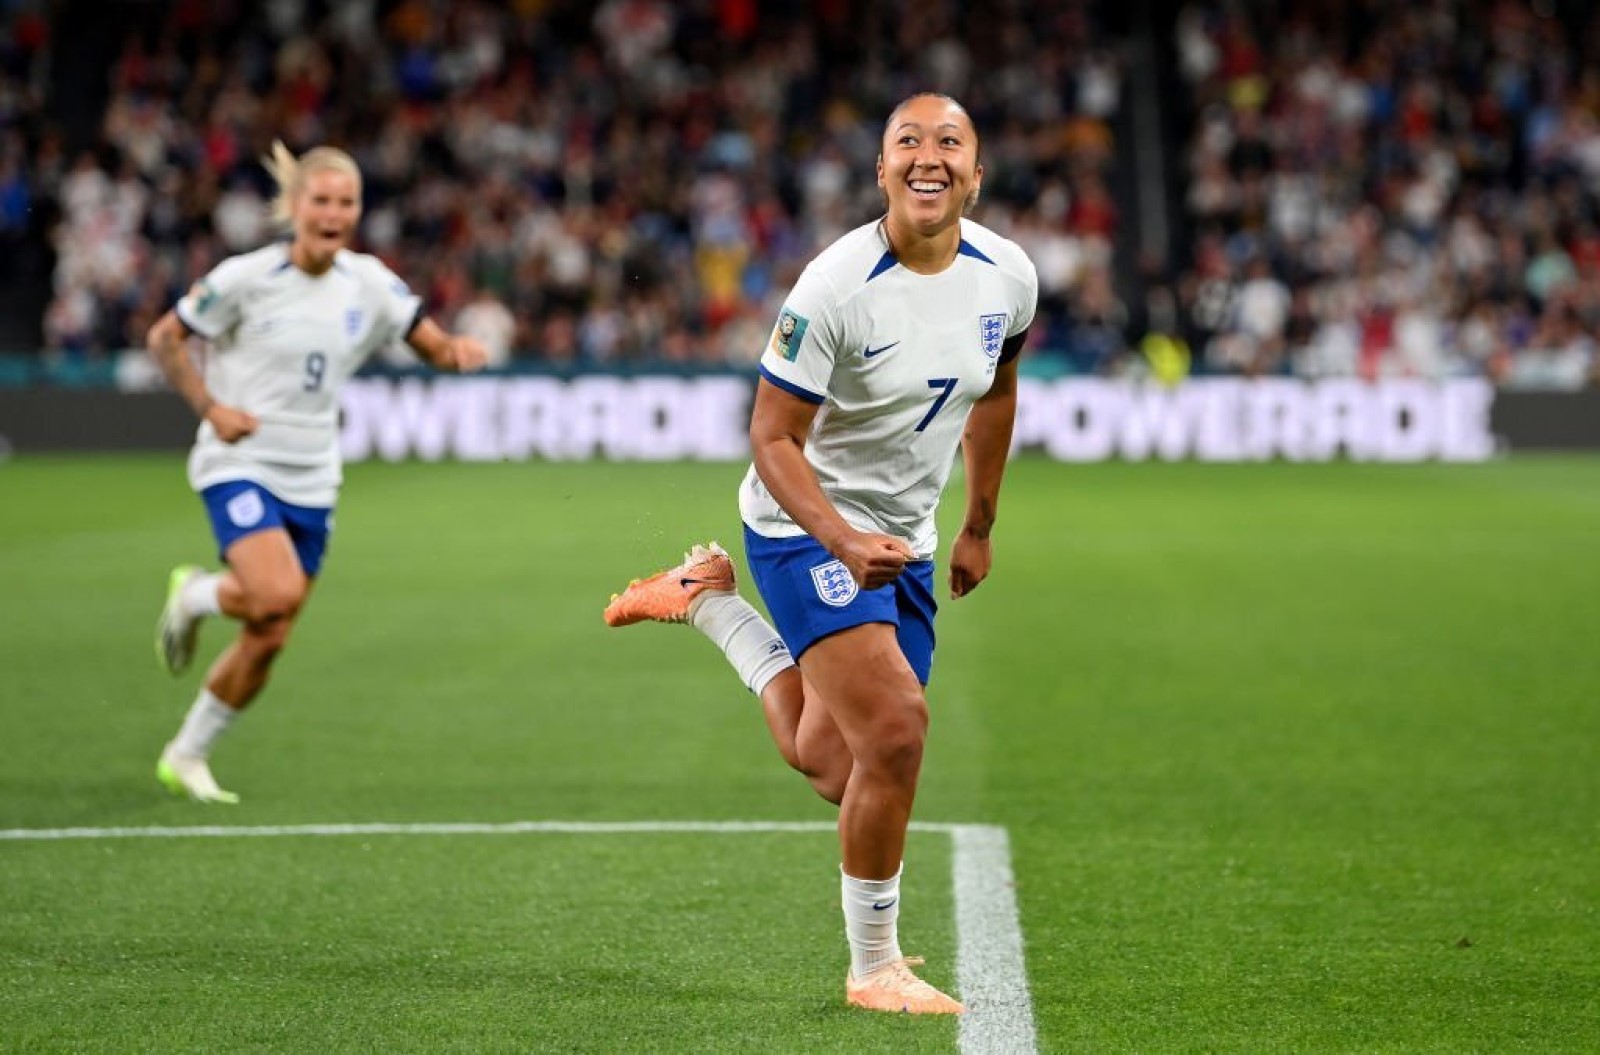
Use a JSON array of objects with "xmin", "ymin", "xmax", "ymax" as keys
[
  {"xmin": 863, "ymin": 341, "xmax": 900, "ymax": 359},
  {"xmin": 872, "ymin": 898, "xmax": 898, "ymax": 911}
]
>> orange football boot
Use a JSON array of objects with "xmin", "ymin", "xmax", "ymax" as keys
[
  {"xmin": 603, "ymin": 542, "xmax": 736, "ymax": 626},
  {"xmin": 846, "ymin": 957, "xmax": 965, "ymax": 1015}
]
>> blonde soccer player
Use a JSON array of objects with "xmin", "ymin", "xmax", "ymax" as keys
[
  {"xmin": 605, "ymin": 94, "xmax": 1037, "ymax": 1014},
  {"xmin": 148, "ymin": 142, "xmax": 488, "ymax": 803}
]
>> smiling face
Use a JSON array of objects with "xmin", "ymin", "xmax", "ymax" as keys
[
  {"xmin": 291, "ymin": 168, "xmax": 361, "ymax": 268},
  {"xmin": 877, "ymin": 94, "xmax": 982, "ymax": 241}
]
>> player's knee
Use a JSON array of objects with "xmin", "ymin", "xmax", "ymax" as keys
[
  {"xmin": 857, "ymin": 697, "xmax": 928, "ymax": 781},
  {"xmin": 867, "ymin": 730, "xmax": 925, "ymax": 782},
  {"xmin": 243, "ymin": 581, "xmax": 305, "ymax": 625},
  {"xmin": 242, "ymin": 618, "xmax": 294, "ymax": 659}
]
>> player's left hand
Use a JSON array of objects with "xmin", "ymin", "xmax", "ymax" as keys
[
  {"xmin": 445, "ymin": 336, "xmax": 489, "ymax": 373},
  {"xmin": 949, "ymin": 528, "xmax": 992, "ymax": 599}
]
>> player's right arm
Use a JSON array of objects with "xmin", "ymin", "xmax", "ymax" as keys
[
  {"xmin": 152, "ymin": 260, "xmax": 263, "ymax": 442},
  {"xmin": 146, "ymin": 310, "xmax": 258, "ymax": 443},
  {"xmin": 750, "ymin": 383, "xmax": 913, "ymax": 591},
  {"xmin": 750, "ymin": 268, "xmax": 913, "ymax": 589}
]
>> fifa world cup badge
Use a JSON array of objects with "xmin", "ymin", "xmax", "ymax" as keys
[
  {"xmin": 770, "ymin": 308, "xmax": 810, "ymax": 361},
  {"xmin": 190, "ymin": 281, "xmax": 217, "ymax": 315}
]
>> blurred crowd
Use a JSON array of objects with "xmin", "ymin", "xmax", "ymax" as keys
[
  {"xmin": 1157, "ymin": 0, "xmax": 1600, "ymax": 389},
  {"xmin": 10, "ymin": 0, "xmax": 1596, "ymax": 389},
  {"xmin": 8, "ymin": 0, "xmax": 1122, "ymax": 368}
]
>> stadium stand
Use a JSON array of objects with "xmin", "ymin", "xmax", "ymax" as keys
[
  {"xmin": 6, "ymin": 0, "xmax": 1122, "ymax": 369},
  {"xmin": 4, "ymin": 0, "xmax": 1596, "ymax": 390},
  {"xmin": 1167, "ymin": 0, "xmax": 1600, "ymax": 388}
]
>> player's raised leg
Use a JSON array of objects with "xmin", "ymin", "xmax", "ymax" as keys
[
  {"xmin": 605, "ymin": 545, "xmax": 855, "ymax": 799},
  {"xmin": 733, "ymin": 666, "xmax": 853, "ymax": 805}
]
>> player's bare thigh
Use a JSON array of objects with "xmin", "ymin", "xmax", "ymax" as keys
[
  {"xmin": 223, "ymin": 529, "xmax": 310, "ymax": 624},
  {"xmin": 798, "ymin": 622, "xmax": 928, "ymax": 760}
]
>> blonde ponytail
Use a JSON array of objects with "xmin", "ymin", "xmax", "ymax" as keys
[{"xmin": 263, "ymin": 140, "xmax": 362, "ymax": 226}]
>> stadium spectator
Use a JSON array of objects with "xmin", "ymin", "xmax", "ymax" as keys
[{"xmin": 148, "ymin": 142, "xmax": 487, "ymax": 804}]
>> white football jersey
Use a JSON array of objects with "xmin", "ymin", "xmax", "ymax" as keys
[
  {"xmin": 176, "ymin": 244, "xmax": 422, "ymax": 505},
  {"xmin": 739, "ymin": 218, "xmax": 1038, "ymax": 558}
]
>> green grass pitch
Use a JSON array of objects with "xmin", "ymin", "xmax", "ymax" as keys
[{"xmin": 1, "ymin": 454, "xmax": 1596, "ymax": 1052}]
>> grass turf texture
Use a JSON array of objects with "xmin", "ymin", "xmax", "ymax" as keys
[{"xmin": 1, "ymin": 455, "xmax": 1596, "ymax": 1053}]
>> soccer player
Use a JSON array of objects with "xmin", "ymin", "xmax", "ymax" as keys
[
  {"xmin": 148, "ymin": 142, "xmax": 488, "ymax": 803},
  {"xmin": 606, "ymin": 94, "xmax": 1037, "ymax": 1014}
]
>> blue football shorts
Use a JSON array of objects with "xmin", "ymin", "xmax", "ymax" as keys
[
  {"xmin": 199, "ymin": 480, "xmax": 334, "ymax": 578},
  {"xmin": 743, "ymin": 525, "xmax": 937, "ymax": 685}
]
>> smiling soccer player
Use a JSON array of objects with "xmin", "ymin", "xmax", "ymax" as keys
[{"xmin": 606, "ymin": 94, "xmax": 1038, "ymax": 1014}]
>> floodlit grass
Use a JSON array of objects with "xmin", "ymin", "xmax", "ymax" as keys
[{"xmin": 1, "ymin": 455, "xmax": 1596, "ymax": 1052}]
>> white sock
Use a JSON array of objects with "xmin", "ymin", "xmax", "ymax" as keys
[
  {"xmin": 169, "ymin": 689, "xmax": 238, "ymax": 760},
  {"xmin": 688, "ymin": 592, "xmax": 794, "ymax": 695},
  {"xmin": 842, "ymin": 865, "xmax": 904, "ymax": 979},
  {"xmin": 180, "ymin": 572, "xmax": 222, "ymax": 618}
]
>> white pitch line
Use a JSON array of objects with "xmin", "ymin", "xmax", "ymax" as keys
[
  {"xmin": 0, "ymin": 820, "xmax": 850, "ymax": 840},
  {"xmin": 954, "ymin": 824, "xmax": 1038, "ymax": 1055},
  {"xmin": 0, "ymin": 819, "xmax": 972, "ymax": 840},
  {"xmin": 0, "ymin": 818, "xmax": 1036, "ymax": 1054}
]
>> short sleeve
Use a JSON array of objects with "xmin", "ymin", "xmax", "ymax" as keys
[
  {"xmin": 756, "ymin": 266, "xmax": 839, "ymax": 405},
  {"xmin": 175, "ymin": 257, "xmax": 251, "ymax": 339},
  {"xmin": 1009, "ymin": 254, "xmax": 1039, "ymax": 338},
  {"xmin": 363, "ymin": 257, "xmax": 425, "ymax": 346}
]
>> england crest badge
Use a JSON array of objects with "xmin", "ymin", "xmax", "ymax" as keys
[
  {"xmin": 810, "ymin": 559, "xmax": 858, "ymax": 607},
  {"xmin": 226, "ymin": 489, "xmax": 265, "ymax": 528},
  {"xmin": 979, "ymin": 313, "xmax": 1007, "ymax": 359}
]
